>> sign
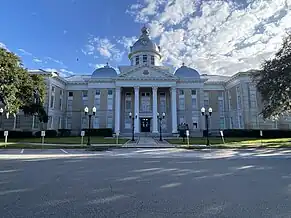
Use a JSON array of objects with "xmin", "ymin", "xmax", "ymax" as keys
[
  {"xmin": 260, "ymin": 130, "xmax": 263, "ymax": 137},
  {"xmin": 116, "ymin": 131, "xmax": 120, "ymax": 136},
  {"xmin": 220, "ymin": 131, "xmax": 224, "ymax": 137},
  {"xmin": 186, "ymin": 130, "xmax": 189, "ymax": 136},
  {"xmin": 4, "ymin": 131, "xmax": 8, "ymax": 136},
  {"xmin": 41, "ymin": 131, "xmax": 45, "ymax": 137},
  {"xmin": 81, "ymin": 131, "xmax": 85, "ymax": 137}
]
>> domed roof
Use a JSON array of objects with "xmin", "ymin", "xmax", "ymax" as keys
[
  {"xmin": 129, "ymin": 26, "xmax": 161, "ymax": 58},
  {"xmin": 92, "ymin": 63, "xmax": 117, "ymax": 78},
  {"xmin": 175, "ymin": 63, "xmax": 200, "ymax": 78}
]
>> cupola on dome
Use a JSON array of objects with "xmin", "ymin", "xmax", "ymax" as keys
[
  {"xmin": 91, "ymin": 63, "xmax": 117, "ymax": 78},
  {"xmin": 129, "ymin": 26, "xmax": 161, "ymax": 58},
  {"xmin": 174, "ymin": 63, "xmax": 200, "ymax": 78}
]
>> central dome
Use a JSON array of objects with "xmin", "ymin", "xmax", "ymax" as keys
[{"xmin": 129, "ymin": 26, "xmax": 161, "ymax": 58}]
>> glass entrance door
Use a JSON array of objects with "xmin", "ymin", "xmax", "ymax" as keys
[{"xmin": 140, "ymin": 118, "xmax": 151, "ymax": 132}]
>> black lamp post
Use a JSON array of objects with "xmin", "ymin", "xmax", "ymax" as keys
[
  {"xmin": 201, "ymin": 107, "xmax": 212, "ymax": 146},
  {"xmin": 157, "ymin": 112, "xmax": 166, "ymax": 141},
  {"xmin": 84, "ymin": 106, "xmax": 96, "ymax": 146},
  {"xmin": 0, "ymin": 108, "xmax": 3, "ymax": 129},
  {"xmin": 129, "ymin": 112, "xmax": 137, "ymax": 141}
]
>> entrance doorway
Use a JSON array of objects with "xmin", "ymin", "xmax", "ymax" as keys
[{"xmin": 140, "ymin": 118, "xmax": 151, "ymax": 132}]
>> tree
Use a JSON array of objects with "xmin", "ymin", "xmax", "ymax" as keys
[
  {"xmin": 0, "ymin": 47, "xmax": 48, "ymax": 122},
  {"xmin": 252, "ymin": 33, "xmax": 291, "ymax": 120}
]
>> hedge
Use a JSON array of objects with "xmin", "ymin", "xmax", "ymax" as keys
[
  {"xmin": 221, "ymin": 129, "xmax": 291, "ymax": 138},
  {"xmin": 0, "ymin": 130, "xmax": 33, "ymax": 138},
  {"xmin": 58, "ymin": 129, "xmax": 71, "ymax": 137},
  {"xmin": 82, "ymin": 128, "xmax": 113, "ymax": 137},
  {"xmin": 34, "ymin": 130, "xmax": 58, "ymax": 137}
]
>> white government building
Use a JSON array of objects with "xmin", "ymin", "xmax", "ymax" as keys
[{"xmin": 1, "ymin": 27, "xmax": 289, "ymax": 136}]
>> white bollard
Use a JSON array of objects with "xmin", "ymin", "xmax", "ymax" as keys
[
  {"xmin": 41, "ymin": 131, "xmax": 45, "ymax": 148},
  {"xmin": 4, "ymin": 131, "xmax": 8, "ymax": 147},
  {"xmin": 220, "ymin": 131, "xmax": 225, "ymax": 144},
  {"xmin": 186, "ymin": 130, "xmax": 190, "ymax": 146},
  {"xmin": 81, "ymin": 131, "xmax": 85, "ymax": 145}
]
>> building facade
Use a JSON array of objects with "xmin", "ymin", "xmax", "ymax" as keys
[{"xmin": 1, "ymin": 27, "xmax": 290, "ymax": 135}]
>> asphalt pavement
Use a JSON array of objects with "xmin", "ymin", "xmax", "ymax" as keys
[{"xmin": 1, "ymin": 148, "xmax": 291, "ymax": 217}]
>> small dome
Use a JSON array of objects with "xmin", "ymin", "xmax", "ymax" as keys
[
  {"xmin": 175, "ymin": 63, "xmax": 200, "ymax": 78},
  {"xmin": 92, "ymin": 63, "xmax": 117, "ymax": 78},
  {"xmin": 129, "ymin": 26, "xmax": 161, "ymax": 58}
]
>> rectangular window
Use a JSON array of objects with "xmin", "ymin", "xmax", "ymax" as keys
[
  {"xmin": 125, "ymin": 99, "xmax": 132, "ymax": 111},
  {"xmin": 204, "ymin": 91, "xmax": 209, "ymax": 99},
  {"xmin": 107, "ymin": 117, "xmax": 113, "ymax": 128},
  {"xmin": 66, "ymin": 117, "xmax": 72, "ymax": 129},
  {"xmin": 237, "ymin": 96, "xmax": 241, "ymax": 110},
  {"xmin": 204, "ymin": 99, "xmax": 209, "ymax": 108},
  {"xmin": 160, "ymin": 95, "xmax": 166, "ymax": 113},
  {"xmin": 50, "ymin": 95, "xmax": 55, "ymax": 108},
  {"xmin": 191, "ymin": 89, "xmax": 196, "ymax": 96},
  {"xmin": 218, "ymin": 99, "xmax": 224, "ymax": 112},
  {"xmin": 151, "ymin": 56, "xmax": 155, "ymax": 65},
  {"xmin": 135, "ymin": 56, "xmax": 139, "ymax": 65},
  {"xmin": 68, "ymin": 91, "xmax": 73, "ymax": 97},
  {"xmin": 239, "ymin": 115, "xmax": 243, "ymax": 128},
  {"xmin": 83, "ymin": 99, "xmax": 88, "ymax": 107},
  {"xmin": 95, "ymin": 89, "xmax": 101, "ymax": 96},
  {"xmin": 49, "ymin": 116, "xmax": 54, "ymax": 129},
  {"xmin": 143, "ymin": 55, "xmax": 147, "ymax": 63},
  {"xmin": 60, "ymin": 90, "xmax": 63, "ymax": 96},
  {"xmin": 15, "ymin": 115, "xmax": 20, "ymax": 129},
  {"xmin": 108, "ymin": 98, "xmax": 113, "ymax": 110},
  {"xmin": 125, "ymin": 116, "xmax": 131, "ymax": 129},
  {"xmin": 192, "ymin": 117, "xmax": 198, "ymax": 129},
  {"xmin": 58, "ymin": 117, "xmax": 62, "ymax": 129},
  {"xmin": 81, "ymin": 117, "xmax": 87, "ymax": 129},
  {"xmin": 93, "ymin": 117, "xmax": 99, "ymax": 128},
  {"xmin": 179, "ymin": 98, "xmax": 185, "ymax": 110},
  {"xmin": 191, "ymin": 98, "xmax": 197, "ymax": 110},
  {"xmin": 33, "ymin": 115, "xmax": 39, "ymax": 129},
  {"xmin": 59, "ymin": 98, "xmax": 63, "ymax": 110},
  {"xmin": 219, "ymin": 117, "xmax": 225, "ymax": 129},
  {"xmin": 108, "ymin": 89, "xmax": 113, "ymax": 96},
  {"xmin": 95, "ymin": 98, "xmax": 101, "ymax": 109},
  {"xmin": 67, "ymin": 100, "xmax": 73, "ymax": 111},
  {"xmin": 179, "ymin": 89, "xmax": 184, "ymax": 96},
  {"xmin": 82, "ymin": 90, "xmax": 88, "ymax": 97}
]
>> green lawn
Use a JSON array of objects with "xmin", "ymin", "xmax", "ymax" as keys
[
  {"xmin": 0, "ymin": 143, "xmax": 123, "ymax": 149},
  {"xmin": 166, "ymin": 137, "xmax": 291, "ymax": 148},
  {"xmin": 4, "ymin": 137, "xmax": 129, "ymax": 145}
]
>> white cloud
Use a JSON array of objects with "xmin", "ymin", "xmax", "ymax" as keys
[
  {"xmin": 88, "ymin": 63, "xmax": 106, "ymax": 69},
  {"xmin": 18, "ymin": 48, "xmax": 32, "ymax": 56},
  {"xmin": 32, "ymin": 58, "xmax": 42, "ymax": 63},
  {"xmin": 128, "ymin": 0, "xmax": 291, "ymax": 75},
  {"xmin": 117, "ymin": 36, "xmax": 138, "ymax": 49},
  {"xmin": 44, "ymin": 68, "xmax": 75, "ymax": 77},
  {"xmin": 0, "ymin": 42, "xmax": 8, "ymax": 50},
  {"xmin": 45, "ymin": 57, "xmax": 67, "ymax": 68},
  {"xmin": 83, "ymin": 36, "xmax": 124, "ymax": 62}
]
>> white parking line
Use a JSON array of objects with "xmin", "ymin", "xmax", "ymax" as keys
[
  {"xmin": 20, "ymin": 149, "xmax": 24, "ymax": 154},
  {"xmin": 60, "ymin": 149, "xmax": 69, "ymax": 154}
]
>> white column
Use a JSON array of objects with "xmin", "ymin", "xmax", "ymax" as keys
[
  {"xmin": 152, "ymin": 86, "xmax": 158, "ymax": 133},
  {"xmin": 134, "ymin": 86, "xmax": 140, "ymax": 133},
  {"xmin": 171, "ymin": 87, "xmax": 178, "ymax": 133},
  {"xmin": 114, "ymin": 87, "xmax": 121, "ymax": 134}
]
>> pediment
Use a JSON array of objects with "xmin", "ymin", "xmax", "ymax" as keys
[{"xmin": 117, "ymin": 65, "xmax": 177, "ymax": 80}]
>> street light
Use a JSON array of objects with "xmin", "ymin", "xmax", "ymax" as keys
[
  {"xmin": 84, "ymin": 106, "xmax": 96, "ymax": 146},
  {"xmin": 157, "ymin": 112, "xmax": 166, "ymax": 141},
  {"xmin": 129, "ymin": 112, "xmax": 137, "ymax": 141},
  {"xmin": 0, "ymin": 108, "xmax": 3, "ymax": 129},
  {"xmin": 201, "ymin": 107, "xmax": 212, "ymax": 146}
]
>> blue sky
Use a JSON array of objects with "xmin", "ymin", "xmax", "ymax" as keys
[{"xmin": 1, "ymin": 0, "xmax": 291, "ymax": 76}]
